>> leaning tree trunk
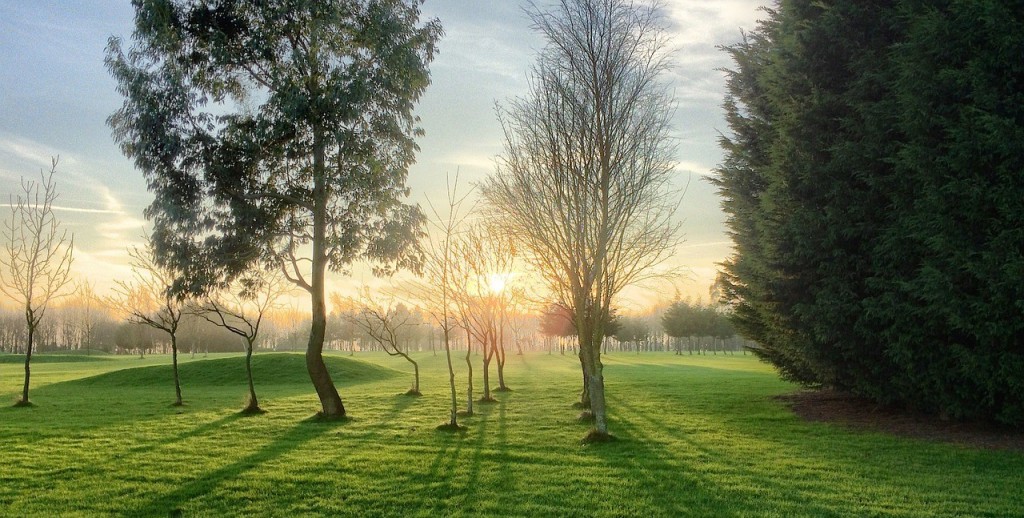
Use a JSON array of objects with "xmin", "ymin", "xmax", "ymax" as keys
[
  {"xmin": 20, "ymin": 321, "xmax": 36, "ymax": 404},
  {"xmin": 397, "ymin": 350, "xmax": 420, "ymax": 395},
  {"xmin": 171, "ymin": 333, "xmax": 183, "ymax": 406},
  {"xmin": 244, "ymin": 339, "xmax": 259, "ymax": 412},
  {"xmin": 307, "ymin": 133, "xmax": 345, "ymax": 418},
  {"xmin": 308, "ymin": 290, "xmax": 344, "ymax": 417}
]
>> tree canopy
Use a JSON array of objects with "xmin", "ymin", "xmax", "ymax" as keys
[{"xmin": 106, "ymin": 0, "xmax": 442, "ymax": 418}]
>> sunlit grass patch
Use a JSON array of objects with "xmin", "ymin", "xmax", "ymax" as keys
[{"xmin": 0, "ymin": 352, "xmax": 1021, "ymax": 516}]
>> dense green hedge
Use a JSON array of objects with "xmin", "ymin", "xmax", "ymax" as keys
[{"xmin": 714, "ymin": 0, "xmax": 1024, "ymax": 425}]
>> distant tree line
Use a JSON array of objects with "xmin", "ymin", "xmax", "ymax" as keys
[
  {"xmin": 536, "ymin": 300, "xmax": 747, "ymax": 355},
  {"xmin": 716, "ymin": 0, "xmax": 1024, "ymax": 425}
]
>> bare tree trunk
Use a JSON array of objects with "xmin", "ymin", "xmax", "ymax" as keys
[
  {"xmin": 584, "ymin": 343, "xmax": 609, "ymax": 435},
  {"xmin": 496, "ymin": 324, "xmax": 508, "ymax": 391},
  {"xmin": 464, "ymin": 328, "xmax": 474, "ymax": 415},
  {"xmin": 397, "ymin": 350, "xmax": 420, "ymax": 395},
  {"xmin": 244, "ymin": 339, "xmax": 259, "ymax": 412},
  {"xmin": 412, "ymin": 361, "xmax": 420, "ymax": 394},
  {"xmin": 578, "ymin": 348, "xmax": 591, "ymax": 409},
  {"xmin": 443, "ymin": 327, "xmax": 458, "ymax": 426},
  {"xmin": 171, "ymin": 334, "xmax": 183, "ymax": 406},
  {"xmin": 19, "ymin": 322, "xmax": 35, "ymax": 405},
  {"xmin": 480, "ymin": 332, "xmax": 494, "ymax": 401}
]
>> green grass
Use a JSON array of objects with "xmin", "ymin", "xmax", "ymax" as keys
[{"xmin": 1, "ymin": 351, "xmax": 1022, "ymax": 517}]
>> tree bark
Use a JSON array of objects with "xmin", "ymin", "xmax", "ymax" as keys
[
  {"xmin": 171, "ymin": 334, "xmax": 182, "ymax": 406},
  {"xmin": 308, "ymin": 130, "xmax": 345, "ymax": 418},
  {"xmin": 443, "ymin": 327, "xmax": 458, "ymax": 426},
  {"xmin": 578, "ymin": 349, "xmax": 591, "ymax": 409},
  {"xmin": 413, "ymin": 361, "xmax": 420, "ymax": 393},
  {"xmin": 580, "ymin": 335, "xmax": 609, "ymax": 435},
  {"xmin": 464, "ymin": 328, "xmax": 474, "ymax": 415},
  {"xmin": 496, "ymin": 323, "xmax": 508, "ymax": 390},
  {"xmin": 245, "ymin": 339, "xmax": 259, "ymax": 411},
  {"xmin": 480, "ymin": 330, "xmax": 493, "ymax": 401},
  {"xmin": 586, "ymin": 349, "xmax": 609, "ymax": 434},
  {"xmin": 20, "ymin": 322, "xmax": 35, "ymax": 404}
]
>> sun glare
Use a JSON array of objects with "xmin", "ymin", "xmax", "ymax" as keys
[{"xmin": 487, "ymin": 273, "xmax": 510, "ymax": 294}]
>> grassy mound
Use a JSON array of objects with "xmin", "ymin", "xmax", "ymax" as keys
[
  {"xmin": 69, "ymin": 353, "xmax": 399, "ymax": 388},
  {"xmin": 0, "ymin": 353, "xmax": 112, "ymax": 364}
]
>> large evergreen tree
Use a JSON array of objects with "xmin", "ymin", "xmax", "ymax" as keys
[
  {"xmin": 107, "ymin": 0, "xmax": 441, "ymax": 418},
  {"xmin": 716, "ymin": 0, "xmax": 1024, "ymax": 425}
]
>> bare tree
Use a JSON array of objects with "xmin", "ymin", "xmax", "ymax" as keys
[
  {"xmin": 0, "ymin": 158, "xmax": 75, "ymax": 406},
  {"xmin": 198, "ymin": 268, "xmax": 290, "ymax": 414},
  {"xmin": 346, "ymin": 289, "xmax": 422, "ymax": 396},
  {"xmin": 110, "ymin": 239, "xmax": 189, "ymax": 406},
  {"xmin": 406, "ymin": 174, "xmax": 474, "ymax": 429},
  {"xmin": 72, "ymin": 280, "xmax": 103, "ymax": 354},
  {"xmin": 482, "ymin": 0, "xmax": 681, "ymax": 440},
  {"xmin": 452, "ymin": 223, "xmax": 517, "ymax": 401}
]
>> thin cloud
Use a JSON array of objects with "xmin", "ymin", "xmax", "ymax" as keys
[{"xmin": 50, "ymin": 205, "xmax": 123, "ymax": 214}]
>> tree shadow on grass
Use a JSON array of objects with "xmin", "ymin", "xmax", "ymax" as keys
[
  {"xmin": 584, "ymin": 415, "xmax": 733, "ymax": 517},
  {"xmin": 428, "ymin": 404, "xmax": 490, "ymax": 509},
  {"xmin": 129, "ymin": 418, "xmax": 347, "ymax": 517},
  {"xmin": 601, "ymin": 395, "xmax": 849, "ymax": 517}
]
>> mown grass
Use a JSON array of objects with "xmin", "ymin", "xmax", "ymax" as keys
[{"xmin": 0, "ymin": 351, "xmax": 1022, "ymax": 517}]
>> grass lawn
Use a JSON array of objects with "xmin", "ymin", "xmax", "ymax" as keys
[{"xmin": 1, "ymin": 350, "xmax": 1022, "ymax": 517}]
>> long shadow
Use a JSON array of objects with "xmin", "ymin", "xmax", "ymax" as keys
[
  {"xmin": 130, "ymin": 418, "xmax": 347, "ymax": 516},
  {"xmin": 604, "ymin": 394, "xmax": 853, "ymax": 517},
  {"xmin": 114, "ymin": 412, "xmax": 245, "ymax": 463},
  {"xmin": 588, "ymin": 414, "xmax": 739, "ymax": 517},
  {"xmin": 444, "ymin": 406, "xmax": 490, "ymax": 509}
]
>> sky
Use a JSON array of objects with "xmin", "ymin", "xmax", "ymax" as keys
[{"xmin": 0, "ymin": 0, "xmax": 766, "ymax": 312}]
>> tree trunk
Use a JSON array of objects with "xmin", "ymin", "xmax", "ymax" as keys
[
  {"xmin": 586, "ymin": 348, "xmax": 609, "ymax": 434},
  {"xmin": 20, "ymin": 322, "xmax": 35, "ymax": 404},
  {"xmin": 245, "ymin": 339, "xmax": 259, "ymax": 412},
  {"xmin": 308, "ymin": 130, "xmax": 345, "ymax": 418},
  {"xmin": 481, "ymin": 332, "xmax": 493, "ymax": 401},
  {"xmin": 443, "ymin": 327, "xmax": 458, "ymax": 426},
  {"xmin": 308, "ymin": 292, "xmax": 344, "ymax": 417},
  {"xmin": 580, "ymin": 335, "xmax": 609, "ymax": 436},
  {"xmin": 464, "ymin": 328, "xmax": 474, "ymax": 415},
  {"xmin": 578, "ymin": 348, "xmax": 591, "ymax": 409},
  {"xmin": 398, "ymin": 351, "xmax": 420, "ymax": 394},
  {"xmin": 496, "ymin": 324, "xmax": 508, "ymax": 390},
  {"xmin": 171, "ymin": 334, "xmax": 182, "ymax": 406}
]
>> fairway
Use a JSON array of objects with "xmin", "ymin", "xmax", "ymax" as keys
[{"xmin": 1, "ymin": 352, "xmax": 1022, "ymax": 517}]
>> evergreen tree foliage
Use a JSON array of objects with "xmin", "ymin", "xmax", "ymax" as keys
[{"xmin": 716, "ymin": 0, "xmax": 1024, "ymax": 425}]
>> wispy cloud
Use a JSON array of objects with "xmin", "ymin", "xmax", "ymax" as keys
[{"xmin": 50, "ymin": 205, "xmax": 123, "ymax": 214}]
